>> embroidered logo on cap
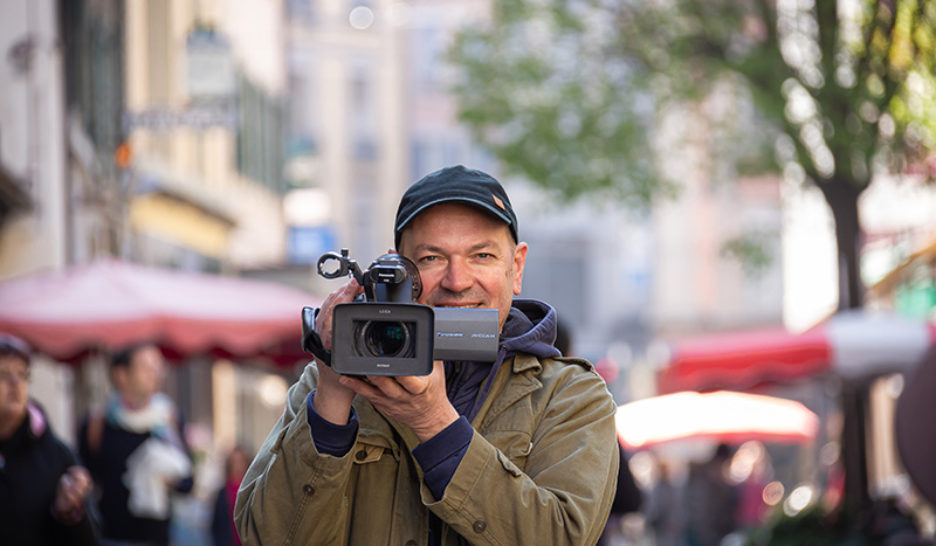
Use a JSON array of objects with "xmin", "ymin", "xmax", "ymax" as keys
[{"xmin": 492, "ymin": 194, "xmax": 505, "ymax": 211}]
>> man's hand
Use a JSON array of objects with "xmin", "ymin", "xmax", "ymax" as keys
[
  {"xmin": 312, "ymin": 279, "xmax": 364, "ymax": 425},
  {"xmin": 338, "ymin": 360, "xmax": 458, "ymax": 443},
  {"xmin": 53, "ymin": 466, "xmax": 92, "ymax": 525}
]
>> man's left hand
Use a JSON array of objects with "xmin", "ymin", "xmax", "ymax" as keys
[{"xmin": 338, "ymin": 360, "xmax": 458, "ymax": 443}]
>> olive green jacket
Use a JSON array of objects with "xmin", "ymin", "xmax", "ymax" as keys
[{"xmin": 234, "ymin": 353, "xmax": 619, "ymax": 545}]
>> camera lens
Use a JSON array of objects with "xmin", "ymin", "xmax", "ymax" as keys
[{"xmin": 359, "ymin": 321, "xmax": 411, "ymax": 357}]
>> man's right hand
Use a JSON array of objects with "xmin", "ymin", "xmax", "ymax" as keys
[{"xmin": 312, "ymin": 279, "xmax": 363, "ymax": 425}]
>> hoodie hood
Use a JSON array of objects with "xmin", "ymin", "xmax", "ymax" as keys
[
  {"xmin": 450, "ymin": 299, "xmax": 561, "ymax": 423},
  {"xmin": 500, "ymin": 299, "xmax": 562, "ymax": 360}
]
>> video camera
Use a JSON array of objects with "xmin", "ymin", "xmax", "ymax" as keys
[{"xmin": 302, "ymin": 249, "xmax": 500, "ymax": 376}]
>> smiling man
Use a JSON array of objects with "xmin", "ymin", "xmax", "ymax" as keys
[{"xmin": 235, "ymin": 165, "xmax": 619, "ymax": 546}]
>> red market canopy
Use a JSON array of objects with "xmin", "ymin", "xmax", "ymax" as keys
[
  {"xmin": 0, "ymin": 259, "xmax": 320, "ymax": 366},
  {"xmin": 658, "ymin": 311, "xmax": 936, "ymax": 394},
  {"xmin": 616, "ymin": 390, "xmax": 819, "ymax": 450}
]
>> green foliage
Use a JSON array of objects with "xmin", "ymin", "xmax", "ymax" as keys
[
  {"xmin": 447, "ymin": 0, "xmax": 676, "ymax": 206},
  {"xmin": 721, "ymin": 230, "xmax": 777, "ymax": 277},
  {"xmin": 447, "ymin": 0, "xmax": 936, "ymax": 202}
]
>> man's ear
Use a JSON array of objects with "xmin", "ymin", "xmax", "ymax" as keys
[{"xmin": 512, "ymin": 242, "xmax": 528, "ymax": 296}]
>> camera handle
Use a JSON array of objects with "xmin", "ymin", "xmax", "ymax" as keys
[{"xmin": 317, "ymin": 249, "xmax": 366, "ymax": 286}]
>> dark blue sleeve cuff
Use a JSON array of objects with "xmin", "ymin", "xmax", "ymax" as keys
[
  {"xmin": 412, "ymin": 416, "xmax": 473, "ymax": 500},
  {"xmin": 306, "ymin": 390, "xmax": 359, "ymax": 457}
]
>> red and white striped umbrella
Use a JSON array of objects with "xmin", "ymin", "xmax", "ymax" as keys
[{"xmin": 658, "ymin": 310, "xmax": 936, "ymax": 394}]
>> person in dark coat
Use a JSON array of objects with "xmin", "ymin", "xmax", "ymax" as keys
[
  {"xmin": 684, "ymin": 443, "xmax": 739, "ymax": 546},
  {"xmin": 0, "ymin": 333, "xmax": 98, "ymax": 545}
]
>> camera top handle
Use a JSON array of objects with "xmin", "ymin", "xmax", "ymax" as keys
[
  {"xmin": 317, "ymin": 249, "xmax": 365, "ymax": 285},
  {"xmin": 317, "ymin": 248, "xmax": 422, "ymax": 303}
]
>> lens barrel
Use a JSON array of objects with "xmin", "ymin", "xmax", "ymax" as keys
[{"xmin": 357, "ymin": 320, "xmax": 412, "ymax": 358}]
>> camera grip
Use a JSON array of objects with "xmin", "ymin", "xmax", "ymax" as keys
[{"xmin": 301, "ymin": 306, "xmax": 332, "ymax": 366}]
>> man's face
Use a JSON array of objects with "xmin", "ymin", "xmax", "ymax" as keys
[
  {"xmin": 115, "ymin": 345, "xmax": 166, "ymax": 406},
  {"xmin": 0, "ymin": 355, "xmax": 29, "ymax": 427},
  {"xmin": 398, "ymin": 202, "xmax": 528, "ymax": 330}
]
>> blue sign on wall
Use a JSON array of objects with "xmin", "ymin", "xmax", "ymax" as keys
[{"xmin": 288, "ymin": 226, "xmax": 336, "ymax": 265}]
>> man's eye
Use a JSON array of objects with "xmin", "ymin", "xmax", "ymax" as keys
[
  {"xmin": 476, "ymin": 253, "xmax": 494, "ymax": 260},
  {"xmin": 419, "ymin": 255, "xmax": 438, "ymax": 263}
]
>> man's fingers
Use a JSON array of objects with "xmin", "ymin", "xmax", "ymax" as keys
[
  {"xmin": 316, "ymin": 279, "xmax": 362, "ymax": 350},
  {"xmin": 339, "ymin": 374, "xmax": 428, "ymax": 401},
  {"xmin": 393, "ymin": 375, "xmax": 430, "ymax": 395},
  {"xmin": 70, "ymin": 467, "xmax": 92, "ymax": 497},
  {"xmin": 338, "ymin": 375, "xmax": 382, "ymax": 399}
]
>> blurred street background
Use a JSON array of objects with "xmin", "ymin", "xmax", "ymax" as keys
[{"xmin": 1, "ymin": 0, "xmax": 935, "ymax": 544}]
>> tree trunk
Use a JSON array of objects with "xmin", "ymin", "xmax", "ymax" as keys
[
  {"xmin": 820, "ymin": 180, "xmax": 864, "ymax": 310},
  {"xmin": 839, "ymin": 382, "xmax": 871, "ymax": 525},
  {"xmin": 821, "ymin": 178, "xmax": 872, "ymax": 529}
]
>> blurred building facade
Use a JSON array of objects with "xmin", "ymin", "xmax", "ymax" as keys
[
  {"xmin": 0, "ymin": 0, "xmax": 298, "ymax": 479},
  {"xmin": 121, "ymin": 0, "xmax": 287, "ymax": 272},
  {"xmin": 0, "ymin": 0, "xmax": 68, "ymax": 276}
]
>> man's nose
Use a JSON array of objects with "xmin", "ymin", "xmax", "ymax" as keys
[{"xmin": 441, "ymin": 258, "xmax": 473, "ymax": 293}]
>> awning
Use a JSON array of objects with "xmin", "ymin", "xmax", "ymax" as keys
[
  {"xmin": 0, "ymin": 259, "xmax": 319, "ymax": 366},
  {"xmin": 658, "ymin": 310, "xmax": 936, "ymax": 394},
  {"xmin": 616, "ymin": 391, "xmax": 819, "ymax": 450}
]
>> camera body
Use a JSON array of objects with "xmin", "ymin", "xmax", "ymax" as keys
[{"xmin": 304, "ymin": 249, "xmax": 499, "ymax": 376}]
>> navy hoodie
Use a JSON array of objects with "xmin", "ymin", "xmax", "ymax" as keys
[{"xmin": 305, "ymin": 299, "xmax": 562, "ymax": 543}]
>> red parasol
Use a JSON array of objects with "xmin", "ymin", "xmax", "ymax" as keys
[
  {"xmin": 616, "ymin": 390, "xmax": 819, "ymax": 450},
  {"xmin": 0, "ymin": 259, "xmax": 319, "ymax": 366}
]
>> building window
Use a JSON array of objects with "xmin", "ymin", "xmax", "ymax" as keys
[{"xmin": 236, "ymin": 75, "xmax": 286, "ymax": 193}]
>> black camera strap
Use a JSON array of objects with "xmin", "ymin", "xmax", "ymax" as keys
[{"xmin": 301, "ymin": 306, "xmax": 332, "ymax": 366}]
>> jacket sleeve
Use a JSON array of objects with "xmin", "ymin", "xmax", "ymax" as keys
[
  {"xmin": 423, "ymin": 364, "xmax": 620, "ymax": 546},
  {"xmin": 234, "ymin": 362, "xmax": 359, "ymax": 545}
]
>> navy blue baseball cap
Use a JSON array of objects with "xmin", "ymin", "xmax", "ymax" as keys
[{"xmin": 394, "ymin": 165, "xmax": 518, "ymax": 248}]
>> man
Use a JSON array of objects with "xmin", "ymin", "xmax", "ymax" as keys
[
  {"xmin": 0, "ymin": 333, "xmax": 98, "ymax": 545},
  {"xmin": 79, "ymin": 342, "xmax": 194, "ymax": 546},
  {"xmin": 235, "ymin": 165, "xmax": 619, "ymax": 545}
]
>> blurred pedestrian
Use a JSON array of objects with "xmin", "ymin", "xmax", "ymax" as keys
[
  {"xmin": 684, "ymin": 443, "xmax": 739, "ymax": 546},
  {"xmin": 734, "ymin": 442, "xmax": 771, "ymax": 531},
  {"xmin": 0, "ymin": 333, "xmax": 99, "ymax": 545},
  {"xmin": 211, "ymin": 445, "xmax": 251, "ymax": 546},
  {"xmin": 79, "ymin": 342, "xmax": 194, "ymax": 546},
  {"xmin": 645, "ymin": 455, "xmax": 682, "ymax": 546}
]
